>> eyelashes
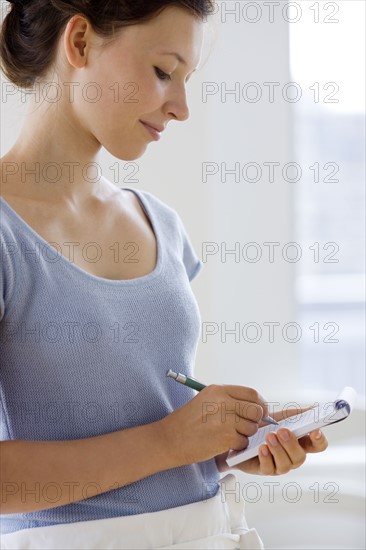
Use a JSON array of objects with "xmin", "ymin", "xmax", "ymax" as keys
[
  {"xmin": 154, "ymin": 66, "xmax": 193, "ymax": 85},
  {"xmin": 154, "ymin": 67, "xmax": 172, "ymax": 81}
]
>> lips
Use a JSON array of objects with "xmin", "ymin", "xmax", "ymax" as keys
[{"xmin": 140, "ymin": 120, "xmax": 165, "ymax": 133}]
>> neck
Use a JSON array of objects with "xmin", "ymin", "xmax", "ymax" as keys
[{"xmin": 2, "ymin": 95, "xmax": 104, "ymax": 204}]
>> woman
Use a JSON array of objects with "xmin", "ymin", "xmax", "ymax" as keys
[{"xmin": 0, "ymin": 1, "xmax": 328, "ymax": 548}]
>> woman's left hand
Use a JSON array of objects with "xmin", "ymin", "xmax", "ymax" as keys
[{"xmin": 215, "ymin": 407, "xmax": 328, "ymax": 476}]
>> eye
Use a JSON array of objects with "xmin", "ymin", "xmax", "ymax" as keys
[{"xmin": 154, "ymin": 67, "xmax": 172, "ymax": 81}]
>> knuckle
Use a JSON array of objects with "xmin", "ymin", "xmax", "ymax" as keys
[
  {"xmin": 257, "ymin": 403, "xmax": 264, "ymax": 419},
  {"xmin": 222, "ymin": 435, "xmax": 231, "ymax": 450},
  {"xmin": 246, "ymin": 421, "xmax": 259, "ymax": 436},
  {"xmin": 233, "ymin": 435, "xmax": 248, "ymax": 451},
  {"xmin": 262, "ymin": 466, "xmax": 274, "ymax": 476},
  {"xmin": 243, "ymin": 402, "xmax": 262, "ymax": 422},
  {"xmin": 246, "ymin": 387, "xmax": 259, "ymax": 402},
  {"xmin": 293, "ymin": 456, "xmax": 306, "ymax": 468}
]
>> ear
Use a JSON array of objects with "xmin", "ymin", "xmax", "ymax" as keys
[{"xmin": 63, "ymin": 15, "xmax": 93, "ymax": 69}]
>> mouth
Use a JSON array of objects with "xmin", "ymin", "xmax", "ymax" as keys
[
  {"xmin": 140, "ymin": 120, "xmax": 163, "ymax": 141},
  {"xmin": 140, "ymin": 120, "xmax": 165, "ymax": 133}
]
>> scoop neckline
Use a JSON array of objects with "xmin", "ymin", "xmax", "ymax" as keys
[{"xmin": 0, "ymin": 187, "xmax": 163, "ymax": 287}]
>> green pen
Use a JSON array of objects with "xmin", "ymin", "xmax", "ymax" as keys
[
  {"xmin": 166, "ymin": 369, "xmax": 206, "ymax": 392},
  {"xmin": 166, "ymin": 369, "xmax": 279, "ymax": 425}
]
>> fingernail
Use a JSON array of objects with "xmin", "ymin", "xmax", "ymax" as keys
[
  {"xmin": 315, "ymin": 430, "xmax": 322, "ymax": 440},
  {"xmin": 261, "ymin": 446, "xmax": 269, "ymax": 457},
  {"xmin": 268, "ymin": 433, "xmax": 278, "ymax": 446},
  {"xmin": 278, "ymin": 429, "xmax": 290, "ymax": 442}
]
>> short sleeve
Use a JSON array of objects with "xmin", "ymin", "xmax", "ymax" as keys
[
  {"xmin": 176, "ymin": 214, "xmax": 203, "ymax": 282},
  {"xmin": 0, "ymin": 265, "xmax": 4, "ymax": 322},
  {"xmin": 0, "ymin": 235, "xmax": 17, "ymax": 322}
]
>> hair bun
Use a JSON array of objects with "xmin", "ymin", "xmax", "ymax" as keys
[{"xmin": 8, "ymin": 0, "xmax": 31, "ymax": 6}]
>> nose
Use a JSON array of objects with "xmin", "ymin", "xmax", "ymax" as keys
[{"xmin": 165, "ymin": 86, "xmax": 190, "ymax": 122}]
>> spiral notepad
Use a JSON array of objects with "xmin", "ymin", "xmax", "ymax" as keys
[{"xmin": 226, "ymin": 386, "xmax": 356, "ymax": 467}]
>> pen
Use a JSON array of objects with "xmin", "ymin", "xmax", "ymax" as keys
[{"xmin": 166, "ymin": 369, "xmax": 279, "ymax": 425}]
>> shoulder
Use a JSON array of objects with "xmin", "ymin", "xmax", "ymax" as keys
[
  {"xmin": 129, "ymin": 189, "xmax": 203, "ymax": 281},
  {"xmin": 100, "ymin": 176, "xmax": 180, "ymax": 222},
  {"xmin": 130, "ymin": 187, "xmax": 178, "ymax": 218},
  {"xmin": 0, "ymin": 196, "xmax": 16, "ymax": 240},
  {"xmin": 123, "ymin": 186, "xmax": 184, "ymax": 233},
  {"xmin": 0, "ymin": 199, "xmax": 19, "ymax": 321}
]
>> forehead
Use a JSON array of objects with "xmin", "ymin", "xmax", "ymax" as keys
[{"xmin": 118, "ymin": 7, "xmax": 204, "ymax": 66}]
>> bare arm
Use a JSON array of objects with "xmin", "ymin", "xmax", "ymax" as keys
[
  {"xmin": 1, "ymin": 383, "xmax": 272, "ymax": 514},
  {"xmin": 0, "ymin": 420, "xmax": 177, "ymax": 514}
]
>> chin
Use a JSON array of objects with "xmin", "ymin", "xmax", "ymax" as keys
[{"xmin": 105, "ymin": 143, "xmax": 148, "ymax": 162}]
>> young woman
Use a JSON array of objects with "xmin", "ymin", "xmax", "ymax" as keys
[{"xmin": 0, "ymin": 1, "xmax": 328, "ymax": 548}]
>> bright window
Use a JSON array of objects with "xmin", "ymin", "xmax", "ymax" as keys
[{"xmin": 289, "ymin": 0, "xmax": 365, "ymax": 396}]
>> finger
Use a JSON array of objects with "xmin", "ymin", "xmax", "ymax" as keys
[
  {"xmin": 224, "ymin": 385, "xmax": 269, "ymax": 419},
  {"xmin": 276, "ymin": 428, "xmax": 307, "ymax": 469},
  {"xmin": 310, "ymin": 429, "xmax": 328, "ymax": 449},
  {"xmin": 265, "ymin": 432, "xmax": 294, "ymax": 474},
  {"xmin": 237, "ymin": 402, "xmax": 264, "ymax": 424},
  {"xmin": 230, "ymin": 436, "xmax": 249, "ymax": 452},
  {"xmin": 299, "ymin": 430, "xmax": 328, "ymax": 453},
  {"xmin": 258, "ymin": 445, "xmax": 276, "ymax": 475},
  {"xmin": 236, "ymin": 418, "xmax": 259, "ymax": 438}
]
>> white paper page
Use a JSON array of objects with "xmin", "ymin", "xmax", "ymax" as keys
[{"xmin": 226, "ymin": 386, "xmax": 356, "ymax": 467}]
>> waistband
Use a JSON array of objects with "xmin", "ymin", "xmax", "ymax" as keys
[{"xmin": 0, "ymin": 473, "xmax": 265, "ymax": 549}]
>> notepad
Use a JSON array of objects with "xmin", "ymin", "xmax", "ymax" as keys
[{"xmin": 225, "ymin": 386, "xmax": 356, "ymax": 467}]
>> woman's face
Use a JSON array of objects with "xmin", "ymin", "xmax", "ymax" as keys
[{"xmin": 64, "ymin": 6, "xmax": 204, "ymax": 161}]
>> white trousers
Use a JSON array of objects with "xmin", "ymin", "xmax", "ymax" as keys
[{"xmin": 0, "ymin": 473, "xmax": 265, "ymax": 550}]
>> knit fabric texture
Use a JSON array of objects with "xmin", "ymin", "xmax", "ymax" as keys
[{"xmin": 0, "ymin": 187, "xmax": 220, "ymax": 534}]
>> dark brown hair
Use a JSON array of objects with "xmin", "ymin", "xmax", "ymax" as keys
[{"xmin": 0, "ymin": 0, "xmax": 215, "ymax": 89}]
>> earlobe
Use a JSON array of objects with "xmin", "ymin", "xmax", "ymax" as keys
[{"xmin": 63, "ymin": 15, "xmax": 90, "ymax": 69}]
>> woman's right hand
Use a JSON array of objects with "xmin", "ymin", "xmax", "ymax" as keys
[{"xmin": 158, "ymin": 384, "xmax": 268, "ymax": 467}]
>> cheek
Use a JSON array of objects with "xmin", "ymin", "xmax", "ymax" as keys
[
  {"xmin": 128, "ymin": 69, "xmax": 165, "ymax": 110},
  {"xmin": 71, "ymin": 62, "xmax": 164, "ymax": 146},
  {"xmin": 73, "ymin": 74, "xmax": 135, "ymax": 130}
]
